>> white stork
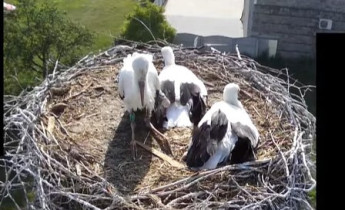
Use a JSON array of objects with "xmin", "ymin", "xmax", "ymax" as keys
[
  {"xmin": 184, "ymin": 83, "xmax": 259, "ymax": 170},
  {"xmin": 158, "ymin": 46, "xmax": 208, "ymax": 129},
  {"xmin": 118, "ymin": 52, "xmax": 170, "ymax": 158}
]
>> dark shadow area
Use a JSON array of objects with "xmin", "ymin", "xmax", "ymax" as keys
[
  {"xmin": 1, "ymin": 126, "xmax": 35, "ymax": 209},
  {"xmin": 0, "ymin": 158, "xmax": 35, "ymax": 209},
  {"xmin": 104, "ymin": 110, "xmax": 154, "ymax": 196},
  {"xmin": 256, "ymin": 52, "xmax": 316, "ymax": 116}
]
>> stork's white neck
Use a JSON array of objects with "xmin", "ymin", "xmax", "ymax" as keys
[
  {"xmin": 161, "ymin": 47, "xmax": 176, "ymax": 66},
  {"xmin": 223, "ymin": 83, "xmax": 242, "ymax": 108},
  {"xmin": 223, "ymin": 93, "xmax": 243, "ymax": 109},
  {"xmin": 164, "ymin": 57, "xmax": 175, "ymax": 66}
]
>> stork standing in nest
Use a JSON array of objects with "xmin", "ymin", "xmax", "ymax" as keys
[
  {"xmin": 184, "ymin": 83, "xmax": 259, "ymax": 170},
  {"xmin": 158, "ymin": 46, "xmax": 208, "ymax": 129},
  {"xmin": 118, "ymin": 52, "xmax": 170, "ymax": 158}
]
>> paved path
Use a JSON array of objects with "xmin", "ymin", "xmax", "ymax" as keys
[{"xmin": 164, "ymin": 0, "xmax": 244, "ymax": 37}]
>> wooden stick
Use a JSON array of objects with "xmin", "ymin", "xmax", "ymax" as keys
[
  {"xmin": 63, "ymin": 82, "xmax": 93, "ymax": 102},
  {"xmin": 240, "ymin": 89, "xmax": 253, "ymax": 100},
  {"xmin": 50, "ymin": 86, "xmax": 70, "ymax": 96},
  {"xmin": 134, "ymin": 141, "xmax": 185, "ymax": 169},
  {"xmin": 47, "ymin": 116, "xmax": 55, "ymax": 135},
  {"xmin": 149, "ymin": 122, "xmax": 173, "ymax": 156}
]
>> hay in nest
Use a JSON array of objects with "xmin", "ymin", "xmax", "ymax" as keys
[{"xmin": 2, "ymin": 40, "xmax": 316, "ymax": 209}]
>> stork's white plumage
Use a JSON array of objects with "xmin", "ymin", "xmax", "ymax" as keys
[
  {"xmin": 184, "ymin": 83, "xmax": 259, "ymax": 170},
  {"xmin": 160, "ymin": 47, "xmax": 207, "ymax": 102},
  {"xmin": 158, "ymin": 46, "xmax": 208, "ymax": 129},
  {"xmin": 118, "ymin": 53, "xmax": 159, "ymax": 112},
  {"xmin": 118, "ymin": 52, "xmax": 169, "ymax": 158},
  {"xmin": 163, "ymin": 103, "xmax": 193, "ymax": 128}
]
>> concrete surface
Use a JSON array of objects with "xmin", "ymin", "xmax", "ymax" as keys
[{"xmin": 164, "ymin": 0, "xmax": 244, "ymax": 37}]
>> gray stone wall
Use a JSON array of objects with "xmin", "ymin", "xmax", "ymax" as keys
[{"xmin": 244, "ymin": 0, "xmax": 345, "ymax": 58}]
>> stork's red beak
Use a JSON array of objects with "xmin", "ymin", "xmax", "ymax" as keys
[{"xmin": 138, "ymin": 81, "xmax": 145, "ymax": 107}]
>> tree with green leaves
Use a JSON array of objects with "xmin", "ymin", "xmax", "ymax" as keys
[
  {"xmin": 4, "ymin": 0, "xmax": 94, "ymax": 94},
  {"xmin": 120, "ymin": 0, "xmax": 176, "ymax": 43}
]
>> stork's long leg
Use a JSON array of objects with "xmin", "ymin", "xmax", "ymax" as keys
[
  {"xmin": 144, "ymin": 108, "xmax": 152, "ymax": 128},
  {"xmin": 129, "ymin": 111, "xmax": 137, "ymax": 159}
]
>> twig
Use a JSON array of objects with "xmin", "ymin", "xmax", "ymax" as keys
[
  {"xmin": 135, "ymin": 140, "xmax": 184, "ymax": 169},
  {"xmin": 63, "ymin": 82, "xmax": 93, "ymax": 102},
  {"xmin": 236, "ymin": 44, "xmax": 242, "ymax": 60},
  {"xmin": 132, "ymin": 17, "xmax": 157, "ymax": 45},
  {"xmin": 52, "ymin": 60, "xmax": 59, "ymax": 80}
]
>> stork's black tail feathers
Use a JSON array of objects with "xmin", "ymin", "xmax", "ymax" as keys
[
  {"xmin": 229, "ymin": 122, "xmax": 258, "ymax": 164},
  {"xmin": 185, "ymin": 122, "xmax": 211, "ymax": 168},
  {"xmin": 189, "ymin": 94, "xmax": 206, "ymax": 126},
  {"xmin": 229, "ymin": 138, "xmax": 256, "ymax": 164},
  {"xmin": 180, "ymin": 83, "xmax": 206, "ymax": 126}
]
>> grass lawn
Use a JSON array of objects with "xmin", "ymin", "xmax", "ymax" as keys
[{"xmin": 55, "ymin": 0, "xmax": 137, "ymax": 54}]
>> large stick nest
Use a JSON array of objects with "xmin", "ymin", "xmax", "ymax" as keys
[{"xmin": 2, "ymin": 40, "xmax": 316, "ymax": 209}]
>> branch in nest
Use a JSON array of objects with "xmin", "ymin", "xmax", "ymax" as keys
[
  {"xmin": 63, "ymin": 82, "xmax": 93, "ymax": 102},
  {"xmin": 134, "ymin": 140, "xmax": 184, "ymax": 169},
  {"xmin": 149, "ymin": 122, "xmax": 173, "ymax": 156},
  {"xmin": 50, "ymin": 86, "xmax": 70, "ymax": 96}
]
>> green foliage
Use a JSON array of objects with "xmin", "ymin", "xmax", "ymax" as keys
[
  {"xmin": 4, "ymin": 0, "xmax": 94, "ymax": 87},
  {"xmin": 4, "ymin": 65, "xmax": 40, "ymax": 95},
  {"xmin": 121, "ymin": 0, "xmax": 176, "ymax": 42},
  {"xmin": 308, "ymin": 189, "xmax": 316, "ymax": 209}
]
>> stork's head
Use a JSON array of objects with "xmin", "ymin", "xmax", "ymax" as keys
[
  {"xmin": 132, "ymin": 55, "xmax": 149, "ymax": 107},
  {"xmin": 223, "ymin": 83, "xmax": 240, "ymax": 106},
  {"xmin": 161, "ymin": 46, "xmax": 175, "ymax": 66}
]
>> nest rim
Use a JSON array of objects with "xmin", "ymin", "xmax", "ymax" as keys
[{"xmin": 2, "ymin": 40, "xmax": 316, "ymax": 210}]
